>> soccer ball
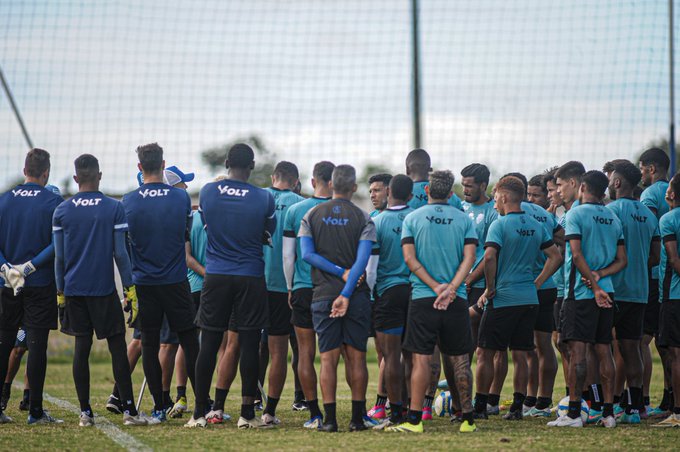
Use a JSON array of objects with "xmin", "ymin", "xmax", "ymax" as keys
[
  {"xmin": 433, "ymin": 391, "xmax": 451, "ymax": 417},
  {"xmin": 556, "ymin": 396, "xmax": 589, "ymax": 423}
]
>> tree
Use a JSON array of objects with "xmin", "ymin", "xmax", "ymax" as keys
[{"xmin": 201, "ymin": 134, "xmax": 277, "ymax": 188}]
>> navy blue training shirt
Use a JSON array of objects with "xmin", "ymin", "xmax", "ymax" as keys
[
  {"xmin": 199, "ymin": 179, "xmax": 276, "ymax": 277},
  {"xmin": 122, "ymin": 183, "xmax": 192, "ymax": 285}
]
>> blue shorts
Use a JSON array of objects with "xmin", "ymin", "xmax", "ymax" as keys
[{"xmin": 312, "ymin": 291, "xmax": 371, "ymax": 353}]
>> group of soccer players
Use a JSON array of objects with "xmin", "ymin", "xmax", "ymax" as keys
[{"xmin": 0, "ymin": 143, "xmax": 679, "ymax": 433}]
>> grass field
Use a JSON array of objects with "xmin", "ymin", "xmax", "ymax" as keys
[{"xmin": 0, "ymin": 333, "xmax": 677, "ymax": 451}]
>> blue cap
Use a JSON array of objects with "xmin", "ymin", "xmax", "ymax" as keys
[
  {"xmin": 45, "ymin": 184, "xmax": 61, "ymax": 195},
  {"xmin": 136, "ymin": 165, "xmax": 194, "ymax": 187}
]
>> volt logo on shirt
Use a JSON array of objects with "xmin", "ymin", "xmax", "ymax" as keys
[
  {"xmin": 516, "ymin": 228, "xmax": 535, "ymax": 237},
  {"xmin": 630, "ymin": 214, "xmax": 648, "ymax": 223},
  {"xmin": 11, "ymin": 189, "xmax": 40, "ymax": 197},
  {"xmin": 322, "ymin": 216, "xmax": 349, "ymax": 226},
  {"xmin": 415, "ymin": 193, "xmax": 427, "ymax": 202},
  {"xmin": 593, "ymin": 216, "xmax": 613, "ymax": 225},
  {"xmin": 426, "ymin": 216, "xmax": 453, "ymax": 225},
  {"xmin": 138, "ymin": 188, "xmax": 170, "ymax": 198},
  {"xmin": 72, "ymin": 198, "xmax": 102, "ymax": 207},
  {"xmin": 217, "ymin": 184, "xmax": 249, "ymax": 197},
  {"xmin": 392, "ymin": 226, "xmax": 402, "ymax": 235}
]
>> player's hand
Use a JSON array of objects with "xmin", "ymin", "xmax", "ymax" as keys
[
  {"xmin": 330, "ymin": 295, "xmax": 349, "ymax": 318},
  {"xmin": 124, "ymin": 285, "xmax": 139, "ymax": 326},
  {"xmin": 433, "ymin": 286, "xmax": 454, "ymax": 310},
  {"xmin": 547, "ymin": 204, "xmax": 557, "ymax": 214},
  {"xmin": 262, "ymin": 231, "xmax": 273, "ymax": 248},
  {"xmin": 464, "ymin": 276, "xmax": 473, "ymax": 294},
  {"xmin": 594, "ymin": 287, "xmax": 612, "ymax": 308},
  {"xmin": 1, "ymin": 264, "xmax": 25, "ymax": 296},
  {"xmin": 15, "ymin": 261, "xmax": 36, "ymax": 278},
  {"xmin": 477, "ymin": 287, "xmax": 494, "ymax": 309},
  {"xmin": 57, "ymin": 292, "xmax": 66, "ymax": 324},
  {"xmin": 288, "ymin": 291, "xmax": 293, "ymax": 310}
]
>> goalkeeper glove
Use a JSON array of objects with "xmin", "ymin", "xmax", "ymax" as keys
[
  {"xmin": 15, "ymin": 261, "xmax": 36, "ymax": 278},
  {"xmin": 0, "ymin": 264, "xmax": 25, "ymax": 296},
  {"xmin": 57, "ymin": 292, "xmax": 66, "ymax": 324},
  {"xmin": 123, "ymin": 286, "xmax": 139, "ymax": 327}
]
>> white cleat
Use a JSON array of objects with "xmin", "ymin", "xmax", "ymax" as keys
[
  {"xmin": 598, "ymin": 415, "xmax": 617, "ymax": 428},
  {"xmin": 547, "ymin": 415, "xmax": 583, "ymax": 427},
  {"xmin": 261, "ymin": 413, "xmax": 281, "ymax": 426},
  {"xmin": 79, "ymin": 412, "xmax": 95, "ymax": 427},
  {"xmin": 184, "ymin": 416, "xmax": 207, "ymax": 428},
  {"xmin": 123, "ymin": 413, "xmax": 149, "ymax": 426},
  {"xmin": 205, "ymin": 409, "xmax": 224, "ymax": 424},
  {"xmin": 237, "ymin": 416, "xmax": 274, "ymax": 429}
]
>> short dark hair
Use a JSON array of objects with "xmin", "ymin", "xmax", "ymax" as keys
[
  {"xmin": 639, "ymin": 147, "xmax": 670, "ymax": 172},
  {"xmin": 670, "ymin": 173, "xmax": 680, "ymax": 200},
  {"xmin": 136, "ymin": 143, "xmax": 163, "ymax": 173},
  {"xmin": 428, "ymin": 170, "xmax": 454, "ymax": 200},
  {"xmin": 226, "ymin": 143, "xmax": 255, "ymax": 169},
  {"xmin": 332, "ymin": 164, "xmax": 356, "ymax": 194},
  {"xmin": 405, "ymin": 149, "xmax": 431, "ymax": 174},
  {"xmin": 605, "ymin": 159, "xmax": 641, "ymax": 187},
  {"xmin": 528, "ymin": 174, "xmax": 547, "ymax": 194},
  {"xmin": 368, "ymin": 173, "xmax": 392, "ymax": 186},
  {"xmin": 313, "ymin": 161, "xmax": 335, "ymax": 183},
  {"xmin": 24, "ymin": 148, "xmax": 50, "ymax": 178},
  {"xmin": 460, "ymin": 163, "xmax": 490, "ymax": 185},
  {"xmin": 502, "ymin": 172, "xmax": 528, "ymax": 192},
  {"xmin": 582, "ymin": 170, "xmax": 609, "ymax": 199},
  {"xmin": 389, "ymin": 174, "xmax": 413, "ymax": 202},
  {"xmin": 74, "ymin": 154, "xmax": 100, "ymax": 183},
  {"xmin": 555, "ymin": 161, "xmax": 586, "ymax": 183},
  {"xmin": 542, "ymin": 166, "xmax": 559, "ymax": 184},
  {"xmin": 496, "ymin": 176, "xmax": 525, "ymax": 202},
  {"xmin": 273, "ymin": 161, "xmax": 299, "ymax": 185}
]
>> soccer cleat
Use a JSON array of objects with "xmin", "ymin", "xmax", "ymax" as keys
[
  {"xmin": 0, "ymin": 412, "xmax": 12, "ymax": 424},
  {"xmin": 348, "ymin": 420, "xmax": 367, "ymax": 432},
  {"xmin": 459, "ymin": 420, "xmax": 477, "ymax": 433},
  {"xmin": 597, "ymin": 415, "xmax": 616, "ymax": 428},
  {"xmin": 168, "ymin": 396, "xmax": 187, "ymax": 418},
  {"xmin": 146, "ymin": 409, "xmax": 166, "ymax": 425},
  {"xmin": 123, "ymin": 413, "xmax": 149, "ymax": 426},
  {"xmin": 184, "ymin": 416, "xmax": 207, "ymax": 428},
  {"xmin": 527, "ymin": 407, "xmax": 552, "ymax": 417},
  {"xmin": 586, "ymin": 409, "xmax": 602, "ymax": 424},
  {"xmin": 372, "ymin": 418, "xmax": 396, "ymax": 430},
  {"xmin": 522, "ymin": 404, "xmax": 532, "ymax": 416},
  {"xmin": 237, "ymin": 416, "xmax": 274, "ymax": 429},
  {"xmin": 304, "ymin": 415, "xmax": 323, "ymax": 430},
  {"xmin": 19, "ymin": 399, "xmax": 29, "ymax": 411},
  {"xmin": 319, "ymin": 421, "xmax": 338, "ymax": 432},
  {"xmin": 502, "ymin": 409, "xmax": 523, "ymax": 421},
  {"xmin": 367, "ymin": 404, "xmax": 386, "ymax": 419},
  {"xmin": 619, "ymin": 412, "xmax": 640, "ymax": 424},
  {"xmin": 437, "ymin": 379, "xmax": 449, "ymax": 390},
  {"xmin": 639, "ymin": 405, "xmax": 649, "ymax": 419},
  {"xmin": 27, "ymin": 411, "xmax": 64, "ymax": 425},
  {"xmin": 79, "ymin": 412, "xmax": 95, "ymax": 427},
  {"xmin": 205, "ymin": 409, "xmax": 224, "ymax": 424},
  {"xmin": 292, "ymin": 400, "xmax": 309, "ymax": 411},
  {"xmin": 254, "ymin": 401, "xmax": 263, "ymax": 411},
  {"xmin": 486, "ymin": 404, "xmax": 500, "ymax": 415},
  {"xmin": 106, "ymin": 395, "xmax": 123, "ymax": 415},
  {"xmin": 473, "ymin": 411, "xmax": 488, "ymax": 420},
  {"xmin": 499, "ymin": 399, "xmax": 513, "ymax": 411},
  {"xmin": 651, "ymin": 413, "xmax": 680, "ymax": 428},
  {"xmin": 647, "ymin": 406, "xmax": 670, "ymax": 419},
  {"xmin": 613, "ymin": 404, "xmax": 624, "ymax": 418},
  {"xmin": 261, "ymin": 413, "xmax": 281, "ymax": 426},
  {"xmin": 385, "ymin": 421, "xmax": 424, "ymax": 433},
  {"xmin": 450, "ymin": 411, "xmax": 463, "ymax": 423},
  {"xmin": 362, "ymin": 415, "xmax": 380, "ymax": 428},
  {"xmin": 547, "ymin": 415, "xmax": 583, "ymax": 427},
  {"xmin": 421, "ymin": 407, "xmax": 433, "ymax": 421},
  {"xmin": 0, "ymin": 392, "xmax": 8, "ymax": 411},
  {"xmin": 222, "ymin": 413, "xmax": 232, "ymax": 421}
]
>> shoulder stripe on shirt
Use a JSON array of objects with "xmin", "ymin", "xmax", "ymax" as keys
[
  {"xmin": 52, "ymin": 226, "xmax": 62, "ymax": 231},
  {"xmin": 401, "ymin": 237, "xmax": 415, "ymax": 245}
]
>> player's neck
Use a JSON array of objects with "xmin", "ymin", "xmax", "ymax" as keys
[
  {"xmin": 78, "ymin": 183, "xmax": 99, "ymax": 193},
  {"xmin": 23, "ymin": 176, "xmax": 44, "ymax": 186},
  {"xmin": 615, "ymin": 188, "xmax": 634, "ymax": 199},
  {"xmin": 581, "ymin": 194, "xmax": 602, "ymax": 204},
  {"xmin": 143, "ymin": 171, "xmax": 164, "ymax": 184},
  {"xmin": 313, "ymin": 185, "xmax": 332, "ymax": 198},
  {"xmin": 410, "ymin": 173, "xmax": 428, "ymax": 183},
  {"xmin": 272, "ymin": 182, "xmax": 292, "ymax": 191},
  {"xmin": 652, "ymin": 173, "xmax": 668, "ymax": 184},
  {"xmin": 227, "ymin": 168, "xmax": 251, "ymax": 183},
  {"xmin": 428, "ymin": 197, "xmax": 448, "ymax": 204},
  {"xmin": 472, "ymin": 194, "xmax": 490, "ymax": 206},
  {"xmin": 564, "ymin": 199, "xmax": 575, "ymax": 211},
  {"xmin": 387, "ymin": 198, "xmax": 407, "ymax": 209},
  {"xmin": 504, "ymin": 203, "xmax": 522, "ymax": 214},
  {"xmin": 332, "ymin": 192, "xmax": 353, "ymax": 201}
]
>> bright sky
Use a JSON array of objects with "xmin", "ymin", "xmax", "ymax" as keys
[{"xmin": 1, "ymin": 0, "xmax": 677, "ymax": 193}]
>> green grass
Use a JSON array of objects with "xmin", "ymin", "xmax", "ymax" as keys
[{"xmin": 0, "ymin": 334, "xmax": 676, "ymax": 451}]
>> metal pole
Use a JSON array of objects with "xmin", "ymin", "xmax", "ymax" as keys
[
  {"xmin": 136, "ymin": 377, "xmax": 147, "ymax": 412},
  {"xmin": 411, "ymin": 0, "xmax": 422, "ymax": 149},
  {"xmin": 0, "ymin": 64, "xmax": 33, "ymax": 149},
  {"xmin": 670, "ymin": 0, "xmax": 676, "ymax": 174}
]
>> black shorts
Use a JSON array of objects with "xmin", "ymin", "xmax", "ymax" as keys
[
  {"xmin": 478, "ymin": 303, "xmax": 538, "ymax": 351},
  {"xmin": 374, "ymin": 284, "xmax": 410, "ymax": 333},
  {"xmin": 561, "ymin": 297, "xmax": 614, "ymax": 344},
  {"xmin": 132, "ymin": 314, "xmax": 180, "ymax": 344},
  {"xmin": 198, "ymin": 274, "xmax": 268, "ymax": 332},
  {"xmin": 291, "ymin": 288, "xmax": 313, "ymax": 329},
  {"xmin": 643, "ymin": 280, "xmax": 660, "ymax": 335},
  {"xmin": 468, "ymin": 287, "xmax": 485, "ymax": 314},
  {"xmin": 268, "ymin": 291, "xmax": 292, "ymax": 336},
  {"xmin": 137, "ymin": 280, "xmax": 196, "ymax": 334},
  {"xmin": 554, "ymin": 297, "xmax": 564, "ymax": 333},
  {"xmin": 658, "ymin": 301, "xmax": 680, "ymax": 348},
  {"xmin": 61, "ymin": 292, "xmax": 126, "ymax": 339},
  {"xmin": 535, "ymin": 289, "xmax": 557, "ymax": 333},
  {"xmin": 0, "ymin": 284, "xmax": 57, "ymax": 331},
  {"xmin": 613, "ymin": 301, "xmax": 645, "ymax": 341},
  {"xmin": 191, "ymin": 291, "xmax": 201, "ymax": 312},
  {"xmin": 312, "ymin": 291, "xmax": 371, "ymax": 353},
  {"xmin": 403, "ymin": 297, "xmax": 472, "ymax": 356}
]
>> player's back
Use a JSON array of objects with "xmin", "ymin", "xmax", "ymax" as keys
[
  {"xmin": 264, "ymin": 187, "xmax": 304, "ymax": 292},
  {"xmin": 373, "ymin": 206, "xmax": 413, "ymax": 296},
  {"xmin": 641, "ymin": 180, "xmax": 670, "ymax": 219},
  {"xmin": 463, "ymin": 199, "xmax": 498, "ymax": 288},
  {"xmin": 522, "ymin": 201, "xmax": 560, "ymax": 290},
  {"xmin": 200, "ymin": 179, "xmax": 275, "ymax": 277},
  {"xmin": 659, "ymin": 208, "xmax": 680, "ymax": 301},
  {"xmin": 408, "ymin": 181, "xmax": 462, "ymax": 211},
  {"xmin": 122, "ymin": 183, "xmax": 191, "ymax": 285},
  {"xmin": 0, "ymin": 183, "xmax": 63, "ymax": 287}
]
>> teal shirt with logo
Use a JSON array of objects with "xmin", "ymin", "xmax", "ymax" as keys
[
  {"xmin": 408, "ymin": 181, "xmax": 463, "ymax": 211},
  {"xmin": 264, "ymin": 188, "xmax": 304, "ymax": 293},
  {"xmin": 641, "ymin": 180, "xmax": 669, "ymax": 281},
  {"xmin": 187, "ymin": 211, "xmax": 207, "ymax": 293},
  {"xmin": 462, "ymin": 199, "xmax": 498, "ymax": 289},
  {"xmin": 372, "ymin": 206, "xmax": 413, "ymax": 296},
  {"xmin": 401, "ymin": 203, "xmax": 477, "ymax": 300},
  {"xmin": 659, "ymin": 208, "xmax": 680, "ymax": 301},
  {"xmin": 522, "ymin": 201, "xmax": 561, "ymax": 290}
]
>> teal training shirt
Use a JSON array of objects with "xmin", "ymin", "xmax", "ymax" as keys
[
  {"xmin": 462, "ymin": 199, "xmax": 498, "ymax": 289},
  {"xmin": 522, "ymin": 201, "xmax": 562, "ymax": 290},
  {"xmin": 283, "ymin": 196, "xmax": 331, "ymax": 291},
  {"xmin": 372, "ymin": 205, "xmax": 414, "ymax": 296},
  {"xmin": 408, "ymin": 181, "xmax": 463, "ymax": 211},
  {"xmin": 641, "ymin": 180, "xmax": 669, "ymax": 281},
  {"xmin": 401, "ymin": 203, "xmax": 477, "ymax": 300},
  {"xmin": 554, "ymin": 214, "xmax": 566, "ymax": 298},
  {"xmin": 607, "ymin": 197, "xmax": 659, "ymax": 303},
  {"xmin": 187, "ymin": 211, "xmax": 208, "ymax": 293},
  {"xmin": 264, "ymin": 188, "xmax": 304, "ymax": 293},
  {"xmin": 485, "ymin": 211, "xmax": 553, "ymax": 308},
  {"xmin": 659, "ymin": 208, "xmax": 680, "ymax": 301},
  {"xmin": 564, "ymin": 203, "xmax": 624, "ymax": 300}
]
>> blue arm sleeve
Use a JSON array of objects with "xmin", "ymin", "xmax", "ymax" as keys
[
  {"xmin": 32, "ymin": 243, "xmax": 54, "ymax": 268},
  {"xmin": 340, "ymin": 240, "xmax": 373, "ymax": 298},
  {"xmin": 0, "ymin": 250, "xmax": 7, "ymax": 266},
  {"xmin": 300, "ymin": 236, "xmax": 344, "ymax": 278},
  {"xmin": 113, "ymin": 230, "xmax": 133, "ymax": 288},
  {"xmin": 53, "ymin": 230, "xmax": 65, "ymax": 292}
]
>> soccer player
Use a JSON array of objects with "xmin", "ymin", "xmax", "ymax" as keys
[
  {"xmin": 386, "ymin": 170, "xmax": 476, "ymax": 433},
  {"xmin": 639, "ymin": 147, "xmax": 673, "ymax": 416},
  {"xmin": 405, "ymin": 149, "xmax": 462, "ymax": 211},
  {"xmin": 473, "ymin": 176, "xmax": 562, "ymax": 421},
  {"xmin": 527, "ymin": 175, "xmax": 550, "ymax": 209},
  {"xmin": 282, "ymin": 161, "xmax": 335, "ymax": 429},
  {"xmin": 654, "ymin": 173, "xmax": 680, "ymax": 427},
  {"xmin": 260, "ymin": 161, "xmax": 304, "ymax": 425},
  {"xmin": 53, "ymin": 154, "xmax": 146, "ymax": 426},
  {"xmin": 549, "ymin": 170, "xmax": 627, "ymax": 428},
  {"xmin": 604, "ymin": 159, "xmax": 659, "ymax": 423},
  {"xmin": 190, "ymin": 143, "xmax": 275, "ymax": 428},
  {"xmin": 368, "ymin": 173, "xmax": 392, "ymax": 217},
  {"xmin": 122, "ymin": 144, "xmax": 200, "ymax": 423},
  {"xmin": 0, "ymin": 148, "xmax": 63, "ymax": 424},
  {"xmin": 365, "ymin": 174, "xmax": 413, "ymax": 428},
  {"xmin": 299, "ymin": 164, "xmax": 375, "ymax": 432}
]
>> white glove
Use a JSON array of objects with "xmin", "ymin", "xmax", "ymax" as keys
[
  {"xmin": 15, "ymin": 261, "xmax": 36, "ymax": 278},
  {"xmin": 0, "ymin": 264, "xmax": 25, "ymax": 296},
  {"xmin": 0, "ymin": 264, "xmax": 10, "ymax": 289}
]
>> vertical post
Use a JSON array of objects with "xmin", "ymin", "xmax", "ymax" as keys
[
  {"xmin": 670, "ymin": 0, "xmax": 676, "ymax": 174},
  {"xmin": 411, "ymin": 0, "xmax": 422, "ymax": 149},
  {"xmin": 0, "ymin": 64, "xmax": 33, "ymax": 149}
]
